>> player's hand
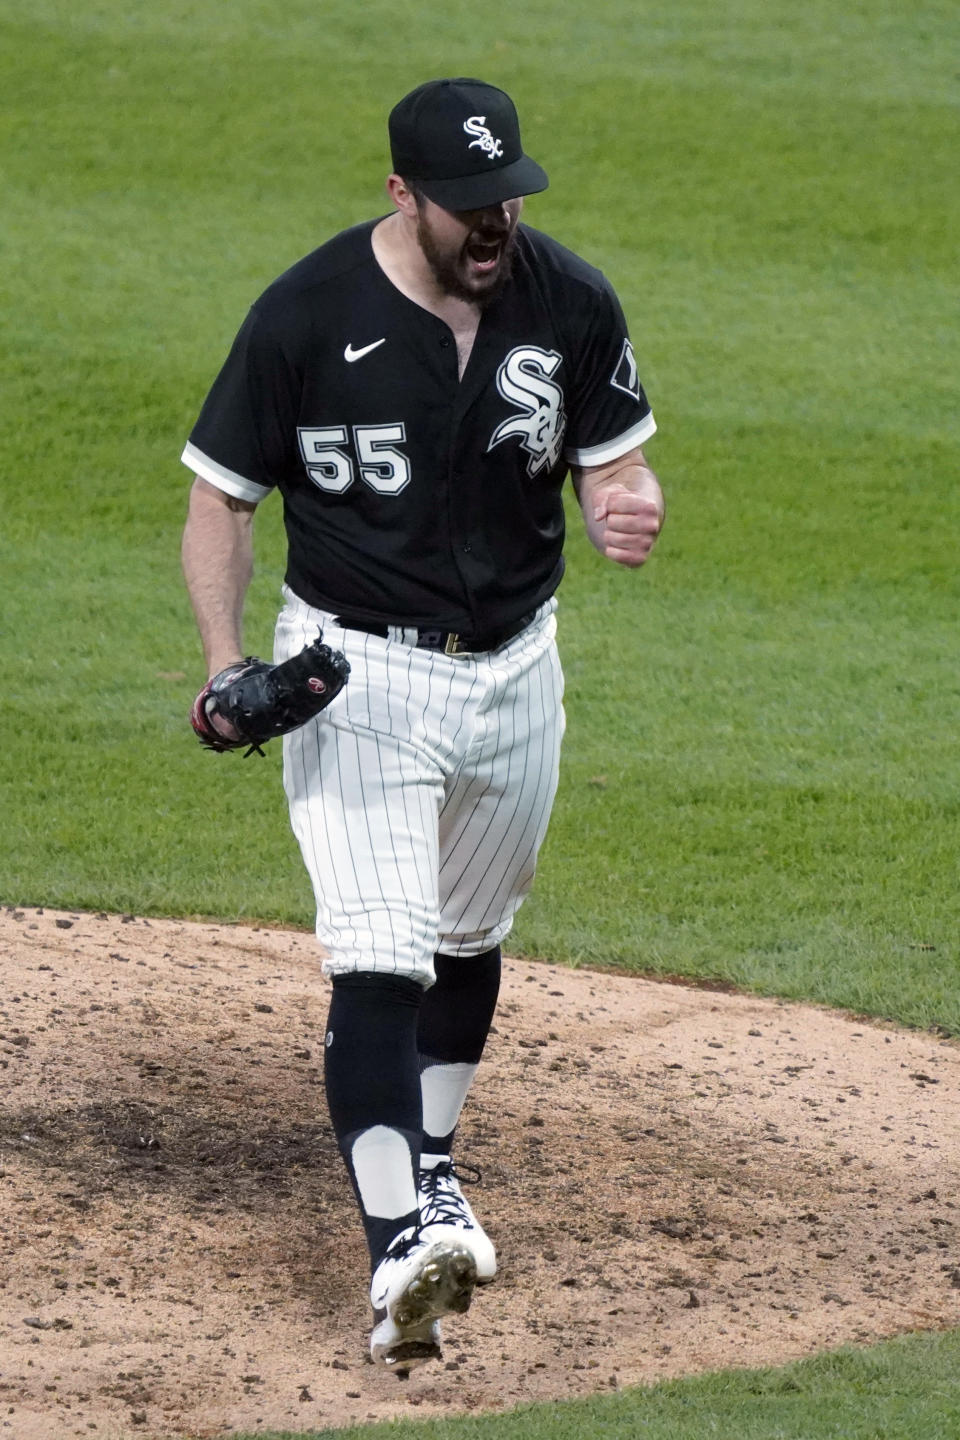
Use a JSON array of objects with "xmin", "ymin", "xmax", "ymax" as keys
[
  {"xmin": 202, "ymin": 654, "xmax": 245, "ymax": 743},
  {"xmin": 592, "ymin": 484, "xmax": 663, "ymax": 567},
  {"xmin": 192, "ymin": 676, "xmax": 244, "ymax": 744},
  {"xmin": 208, "ymin": 710, "xmax": 243, "ymax": 744}
]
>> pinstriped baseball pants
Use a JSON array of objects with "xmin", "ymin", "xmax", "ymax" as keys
[{"xmin": 274, "ymin": 586, "xmax": 565, "ymax": 985}]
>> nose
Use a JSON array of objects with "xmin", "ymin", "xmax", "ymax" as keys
[{"xmin": 473, "ymin": 201, "xmax": 511, "ymax": 228}]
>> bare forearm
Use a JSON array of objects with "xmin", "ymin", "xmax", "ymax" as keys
[
  {"xmin": 578, "ymin": 462, "xmax": 662, "ymax": 553},
  {"xmin": 181, "ymin": 478, "xmax": 257, "ymax": 677},
  {"xmin": 573, "ymin": 447, "xmax": 664, "ymax": 566}
]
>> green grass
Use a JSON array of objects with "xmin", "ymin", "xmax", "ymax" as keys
[
  {"xmin": 237, "ymin": 1331, "xmax": 960, "ymax": 1439},
  {"xmin": 2, "ymin": 0, "xmax": 957, "ymax": 1031},
  {"xmin": 2, "ymin": 1, "xmax": 959, "ymax": 1432}
]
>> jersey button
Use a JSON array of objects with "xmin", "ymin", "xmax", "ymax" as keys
[
  {"xmin": 462, "ymin": 543, "xmax": 472, "ymax": 553},
  {"xmin": 439, "ymin": 335, "xmax": 452, "ymax": 348}
]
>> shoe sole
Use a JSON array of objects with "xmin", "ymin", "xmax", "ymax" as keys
[
  {"xmin": 391, "ymin": 1242, "xmax": 477, "ymax": 1329},
  {"xmin": 418, "ymin": 1219, "xmax": 497, "ymax": 1285}
]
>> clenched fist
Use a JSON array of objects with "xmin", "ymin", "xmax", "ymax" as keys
[{"xmin": 591, "ymin": 483, "xmax": 663, "ymax": 568}]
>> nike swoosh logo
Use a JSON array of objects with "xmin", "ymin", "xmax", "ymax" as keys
[{"xmin": 344, "ymin": 338, "xmax": 387, "ymax": 363}]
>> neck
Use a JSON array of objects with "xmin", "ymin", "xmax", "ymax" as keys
[{"xmin": 371, "ymin": 214, "xmax": 480, "ymax": 326}]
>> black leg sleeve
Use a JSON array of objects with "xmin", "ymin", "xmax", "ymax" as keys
[
  {"xmin": 416, "ymin": 947, "xmax": 502, "ymax": 1065},
  {"xmin": 324, "ymin": 972, "xmax": 425, "ymax": 1270},
  {"xmin": 417, "ymin": 947, "xmax": 501, "ymax": 1154}
]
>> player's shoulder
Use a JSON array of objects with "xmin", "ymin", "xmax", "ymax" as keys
[
  {"xmin": 250, "ymin": 219, "xmax": 381, "ymax": 327},
  {"xmin": 515, "ymin": 224, "xmax": 614, "ymax": 300}
]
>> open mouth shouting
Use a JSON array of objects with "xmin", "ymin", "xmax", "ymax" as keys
[{"xmin": 465, "ymin": 232, "xmax": 509, "ymax": 276}]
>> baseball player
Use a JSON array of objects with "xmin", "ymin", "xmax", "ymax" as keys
[{"xmin": 181, "ymin": 77, "xmax": 663, "ymax": 1373}]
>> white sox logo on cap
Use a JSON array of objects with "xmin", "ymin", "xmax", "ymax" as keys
[
  {"xmin": 388, "ymin": 78, "xmax": 548, "ymax": 209},
  {"xmin": 463, "ymin": 115, "xmax": 503, "ymax": 160}
]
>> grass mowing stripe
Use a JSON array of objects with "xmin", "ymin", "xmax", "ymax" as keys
[{"xmin": 233, "ymin": 1330, "xmax": 960, "ymax": 1439}]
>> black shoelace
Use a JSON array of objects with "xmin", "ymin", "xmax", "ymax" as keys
[{"xmin": 419, "ymin": 1159, "xmax": 482, "ymax": 1228}]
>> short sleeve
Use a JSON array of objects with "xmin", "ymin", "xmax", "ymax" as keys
[
  {"xmin": 563, "ymin": 278, "xmax": 656, "ymax": 468},
  {"xmin": 181, "ymin": 302, "xmax": 302, "ymax": 502}
]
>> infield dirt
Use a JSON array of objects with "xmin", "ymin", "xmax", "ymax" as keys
[{"xmin": 1, "ymin": 906, "xmax": 958, "ymax": 1439}]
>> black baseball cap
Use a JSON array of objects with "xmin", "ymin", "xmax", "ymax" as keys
[{"xmin": 389, "ymin": 78, "xmax": 549, "ymax": 211}]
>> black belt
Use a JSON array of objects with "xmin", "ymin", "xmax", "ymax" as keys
[{"xmin": 334, "ymin": 610, "xmax": 536, "ymax": 657}]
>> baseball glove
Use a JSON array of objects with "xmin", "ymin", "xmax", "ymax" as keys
[{"xmin": 190, "ymin": 632, "xmax": 350, "ymax": 756}]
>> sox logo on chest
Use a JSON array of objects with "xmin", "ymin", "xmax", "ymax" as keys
[{"xmin": 487, "ymin": 346, "xmax": 566, "ymax": 477}]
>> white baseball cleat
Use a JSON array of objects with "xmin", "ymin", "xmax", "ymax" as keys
[
  {"xmin": 418, "ymin": 1157, "xmax": 497, "ymax": 1284},
  {"xmin": 369, "ymin": 1225, "xmax": 477, "ymax": 1374},
  {"xmin": 369, "ymin": 1311, "xmax": 443, "ymax": 1376}
]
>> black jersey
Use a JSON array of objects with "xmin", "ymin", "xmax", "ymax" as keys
[{"xmin": 182, "ymin": 220, "xmax": 655, "ymax": 632}]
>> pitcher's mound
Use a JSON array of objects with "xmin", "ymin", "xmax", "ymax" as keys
[{"xmin": 1, "ymin": 907, "xmax": 958, "ymax": 1438}]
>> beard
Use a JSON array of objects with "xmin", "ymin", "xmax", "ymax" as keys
[{"xmin": 415, "ymin": 210, "xmax": 518, "ymax": 307}]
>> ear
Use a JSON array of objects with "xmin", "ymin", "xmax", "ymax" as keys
[{"xmin": 386, "ymin": 173, "xmax": 419, "ymax": 218}]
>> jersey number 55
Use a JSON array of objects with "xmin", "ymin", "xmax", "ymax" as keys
[{"xmin": 298, "ymin": 423, "xmax": 411, "ymax": 496}]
